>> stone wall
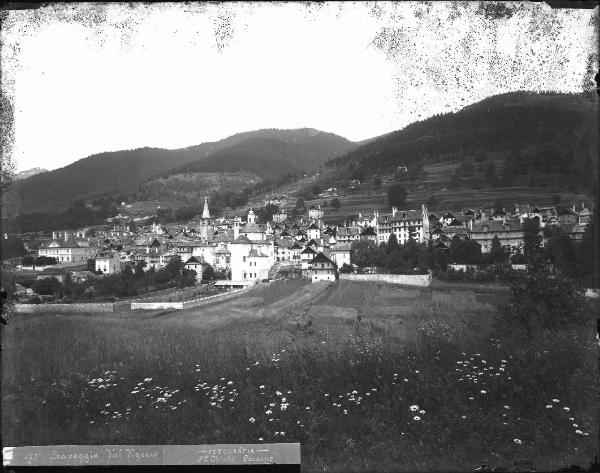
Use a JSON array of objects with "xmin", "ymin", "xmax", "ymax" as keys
[
  {"xmin": 183, "ymin": 286, "xmax": 256, "ymax": 309},
  {"xmin": 15, "ymin": 303, "xmax": 115, "ymax": 314},
  {"xmin": 339, "ymin": 273, "xmax": 431, "ymax": 287},
  {"xmin": 130, "ymin": 301, "xmax": 184, "ymax": 310}
]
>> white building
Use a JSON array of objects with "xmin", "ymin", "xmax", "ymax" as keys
[
  {"xmin": 93, "ymin": 250, "xmax": 121, "ymax": 275},
  {"xmin": 38, "ymin": 235, "xmax": 95, "ymax": 263},
  {"xmin": 328, "ymin": 243, "xmax": 352, "ymax": 267},
  {"xmin": 306, "ymin": 222, "xmax": 321, "ymax": 241},
  {"xmin": 310, "ymin": 252, "xmax": 337, "ymax": 282},
  {"xmin": 229, "ymin": 235, "xmax": 275, "ymax": 282}
]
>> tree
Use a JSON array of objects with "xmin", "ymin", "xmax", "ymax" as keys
[
  {"xmin": 255, "ymin": 203, "xmax": 279, "ymax": 223},
  {"xmin": 36, "ymin": 256, "xmax": 58, "ymax": 266},
  {"xmin": 425, "ymin": 195, "xmax": 440, "ymax": 210},
  {"xmin": 552, "ymin": 194, "xmax": 562, "ymax": 205},
  {"xmin": 449, "ymin": 239, "xmax": 482, "ymax": 264},
  {"xmin": 522, "ymin": 218, "xmax": 543, "ymax": 261},
  {"xmin": 22, "ymin": 255, "xmax": 35, "ymax": 266},
  {"xmin": 311, "ymin": 184, "xmax": 322, "ymax": 196},
  {"xmin": 489, "ymin": 235, "xmax": 508, "ymax": 265},
  {"xmin": 497, "ymin": 266, "xmax": 588, "ymax": 336},
  {"xmin": 546, "ymin": 232, "xmax": 578, "ymax": 279},
  {"xmin": 164, "ymin": 256, "xmax": 185, "ymax": 281},
  {"xmin": 407, "ymin": 162, "xmax": 423, "ymax": 181},
  {"xmin": 350, "ymin": 240, "xmax": 384, "ymax": 268},
  {"xmin": 484, "ymin": 161, "xmax": 496, "ymax": 184},
  {"xmin": 295, "ymin": 198, "xmax": 306, "ymax": 210},
  {"xmin": 87, "ymin": 258, "xmax": 96, "ymax": 272},
  {"xmin": 458, "ymin": 158, "xmax": 475, "ymax": 177},
  {"xmin": 134, "ymin": 260, "xmax": 147, "ymax": 278},
  {"xmin": 388, "ymin": 184, "xmax": 408, "ymax": 208},
  {"xmin": 202, "ymin": 264, "xmax": 215, "ymax": 281},
  {"xmin": 373, "ymin": 176, "xmax": 382, "ymax": 188},
  {"xmin": 330, "ymin": 198, "xmax": 341, "ymax": 210},
  {"xmin": 339, "ymin": 263, "xmax": 353, "ymax": 274},
  {"xmin": 386, "ymin": 233, "xmax": 400, "ymax": 254},
  {"xmin": 32, "ymin": 277, "xmax": 63, "ymax": 297}
]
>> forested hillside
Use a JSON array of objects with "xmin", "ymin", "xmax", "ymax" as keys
[
  {"xmin": 169, "ymin": 134, "xmax": 353, "ymax": 179},
  {"xmin": 11, "ymin": 128, "xmax": 355, "ymax": 216},
  {"xmin": 328, "ymin": 91, "xmax": 598, "ymax": 196}
]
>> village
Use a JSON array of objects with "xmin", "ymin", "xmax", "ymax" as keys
[{"xmin": 3, "ymin": 192, "xmax": 593, "ymax": 304}]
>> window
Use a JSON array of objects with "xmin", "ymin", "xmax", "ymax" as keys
[
  {"xmin": 243, "ymin": 256, "xmax": 246, "ymax": 262},
  {"xmin": 243, "ymin": 272, "xmax": 247, "ymax": 279}
]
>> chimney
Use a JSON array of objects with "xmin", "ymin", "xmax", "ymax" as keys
[
  {"xmin": 64, "ymin": 232, "xmax": 68, "ymax": 242},
  {"xmin": 481, "ymin": 210, "xmax": 486, "ymax": 220},
  {"xmin": 392, "ymin": 206, "xmax": 398, "ymax": 217},
  {"xmin": 468, "ymin": 218, "xmax": 473, "ymax": 231},
  {"xmin": 233, "ymin": 220, "xmax": 240, "ymax": 239}
]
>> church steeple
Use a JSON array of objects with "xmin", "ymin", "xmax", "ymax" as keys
[{"xmin": 202, "ymin": 197, "xmax": 210, "ymax": 219}]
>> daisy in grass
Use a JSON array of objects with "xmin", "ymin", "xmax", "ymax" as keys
[
  {"xmin": 409, "ymin": 405, "xmax": 419, "ymax": 412},
  {"xmin": 514, "ymin": 439, "xmax": 522, "ymax": 445},
  {"xmin": 413, "ymin": 416, "xmax": 421, "ymax": 421}
]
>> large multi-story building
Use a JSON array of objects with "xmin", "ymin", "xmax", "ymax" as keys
[
  {"xmin": 469, "ymin": 219, "xmax": 526, "ymax": 252},
  {"xmin": 38, "ymin": 235, "xmax": 95, "ymax": 263},
  {"xmin": 375, "ymin": 205, "xmax": 430, "ymax": 245}
]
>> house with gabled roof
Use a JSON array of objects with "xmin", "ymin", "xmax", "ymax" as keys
[
  {"xmin": 306, "ymin": 222, "xmax": 321, "ymax": 241},
  {"xmin": 300, "ymin": 246, "xmax": 317, "ymax": 270},
  {"xmin": 310, "ymin": 252, "xmax": 337, "ymax": 282},
  {"xmin": 184, "ymin": 256, "xmax": 209, "ymax": 282},
  {"xmin": 360, "ymin": 226, "xmax": 378, "ymax": 243}
]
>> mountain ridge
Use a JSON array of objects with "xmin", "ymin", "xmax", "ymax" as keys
[{"xmin": 10, "ymin": 128, "xmax": 357, "ymax": 215}]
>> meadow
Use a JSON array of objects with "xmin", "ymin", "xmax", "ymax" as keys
[{"xmin": 2, "ymin": 280, "xmax": 598, "ymax": 472}]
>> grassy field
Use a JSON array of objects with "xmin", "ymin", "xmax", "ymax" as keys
[{"xmin": 2, "ymin": 279, "xmax": 598, "ymax": 472}]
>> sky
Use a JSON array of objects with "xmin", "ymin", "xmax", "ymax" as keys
[{"xmin": 1, "ymin": 1, "xmax": 597, "ymax": 172}]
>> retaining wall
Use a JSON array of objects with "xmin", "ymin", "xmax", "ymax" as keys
[
  {"xmin": 15, "ymin": 303, "xmax": 115, "ymax": 314},
  {"xmin": 130, "ymin": 301, "xmax": 184, "ymax": 310},
  {"xmin": 340, "ymin": 273, "xmax": 431, "ymax": 287},
  {"xmin": 183, "ymin": 286, "xmax": 256, "ymax": 309}
]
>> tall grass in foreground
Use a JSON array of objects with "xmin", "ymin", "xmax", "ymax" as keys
[{"xmin": 2, "ymin": 310, "xmax": 598, "ymax": 472}]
